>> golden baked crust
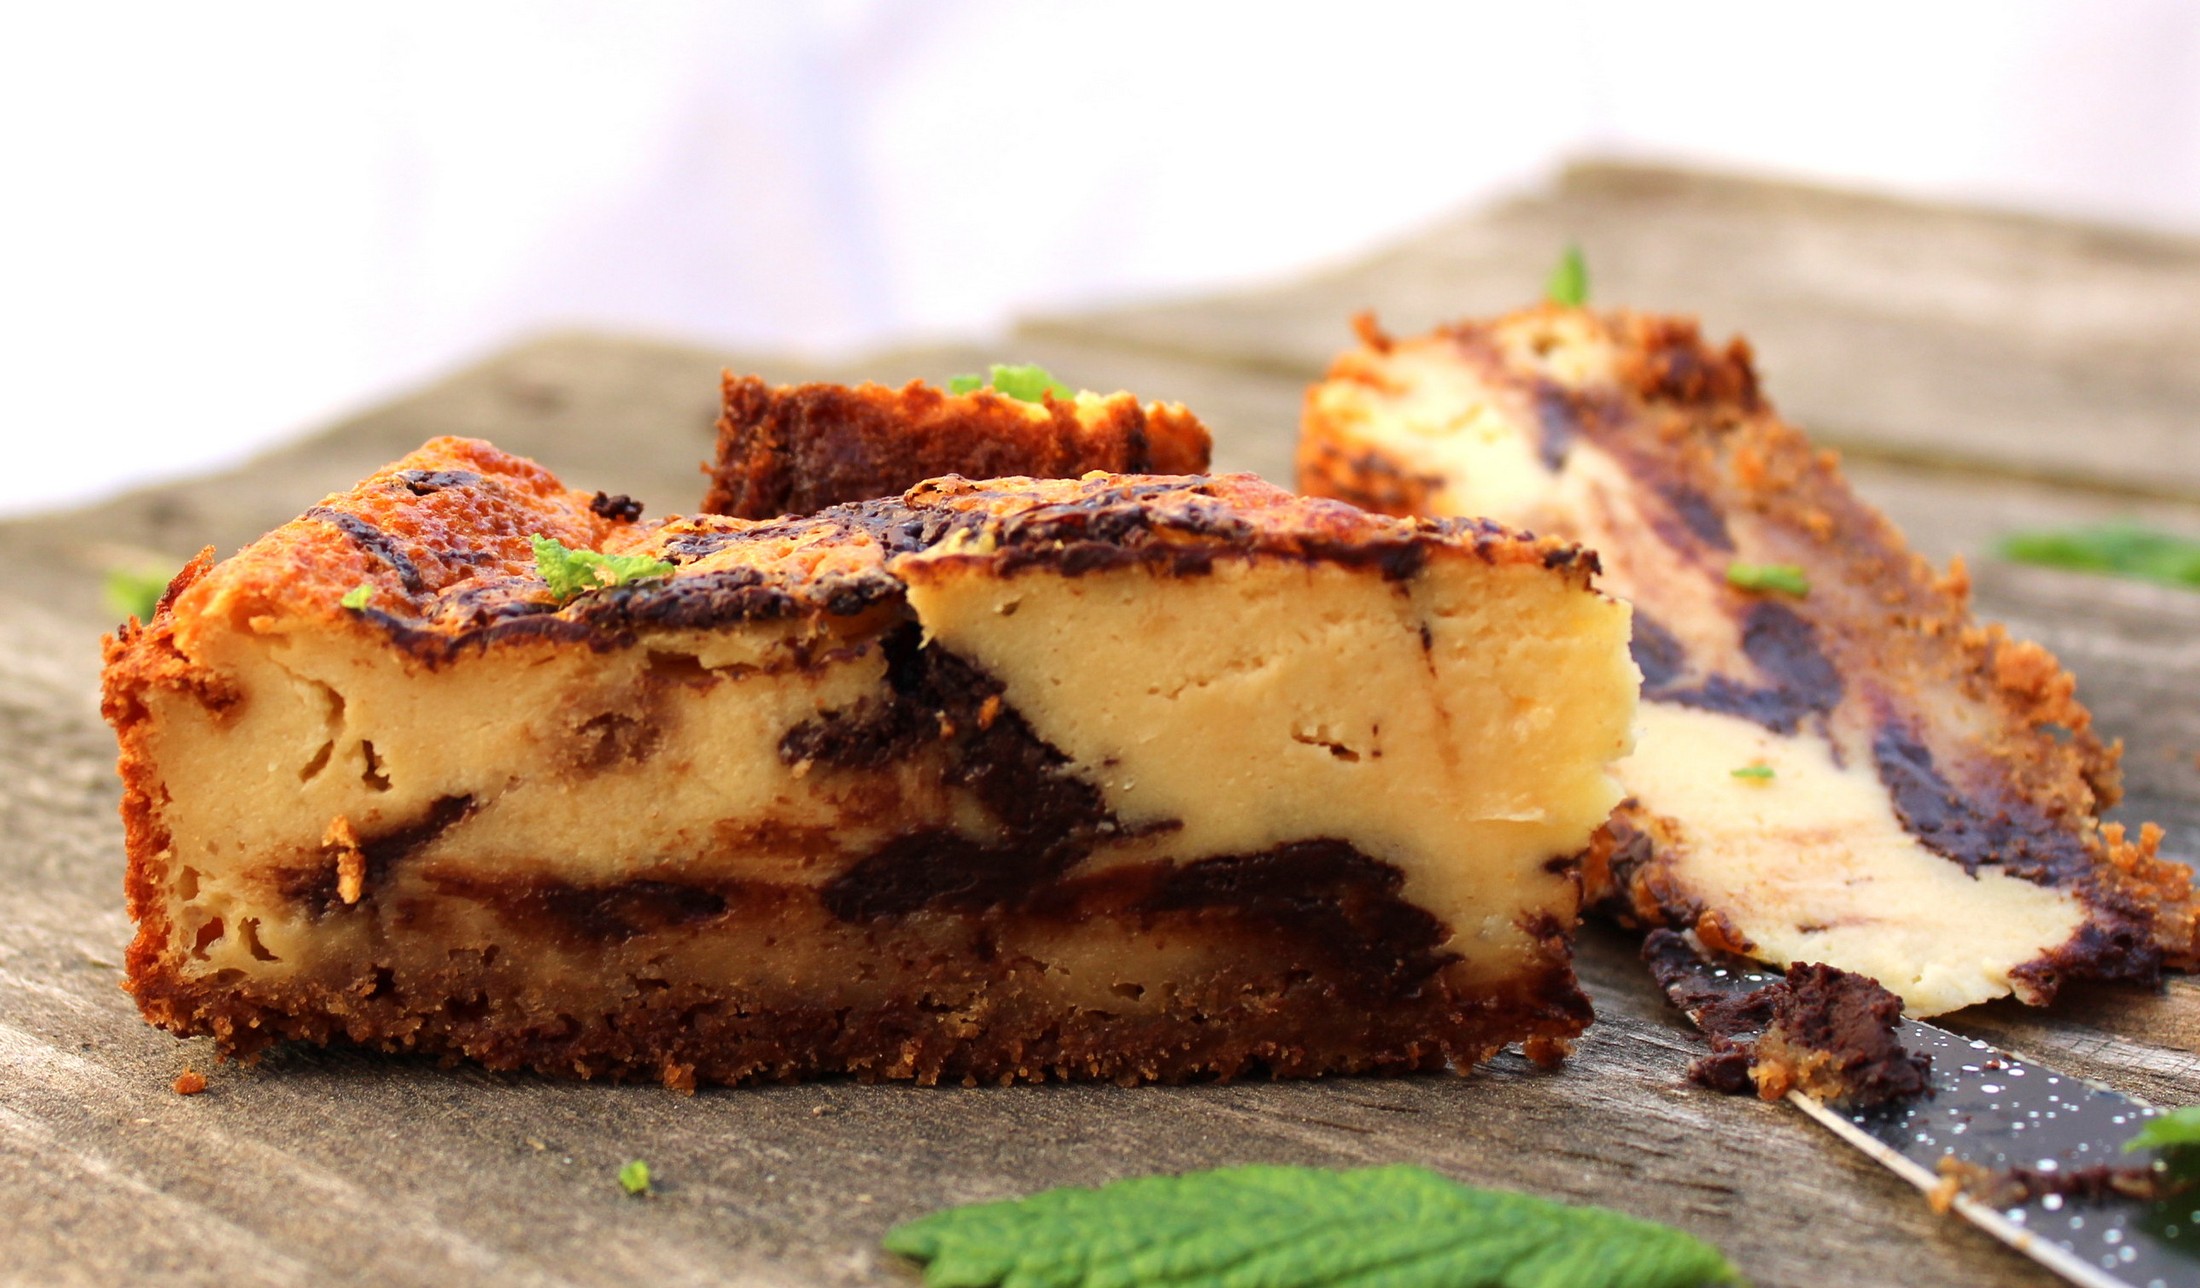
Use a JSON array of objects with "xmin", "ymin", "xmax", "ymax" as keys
[
  {"xmin": 103, "ymin": 436, "xmax": 1629, "ymax": 1086},
  {"xmin": 115, "ymin": 435, "xmax": 1579, "ymax": 655},
  {"xmin": 1302, "ymin": 306, "xmax": 2199, "ymax": 1013},
  {"xmin": 703, "ymin": 375, "xmax": 1213, "ymax": 517}
]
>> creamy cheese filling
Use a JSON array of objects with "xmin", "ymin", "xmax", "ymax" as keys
[
  {"xmin": 900, "ymin": 555, "xmax": 1634, "ymax": 980},
  {"xmin": 1623, "ymin": 703, "xmax": 2085, "ymax": 1015},
  {"xmin": 150, "ymin": 549, "xmax": 1633, "ymax": 993}
]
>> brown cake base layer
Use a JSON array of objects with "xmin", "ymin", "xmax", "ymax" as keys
[{"xmin": 132, "ymin": 848, "xmax": 1588, "ymax": 1088}]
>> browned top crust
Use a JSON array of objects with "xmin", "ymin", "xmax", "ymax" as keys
[
  {"xmin": 111, "ymin": 436, "xmax": 1595, "ymax": 674},
  {"xmin": 702, "ymin": 375, "xmax": 1213, "ymax": 518},
  {"xmin": 1304, "ymin": 305, "xmax": 2200, "ymax": 989}
]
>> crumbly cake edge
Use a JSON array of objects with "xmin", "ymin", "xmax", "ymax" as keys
[{"xmin": 1301, "ymin": 306, "xmax": 2200, "ymax": 996}]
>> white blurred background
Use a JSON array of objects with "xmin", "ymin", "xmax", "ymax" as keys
[{"xmin": 5, "ymin": 1, "xmax": 2199, "ymax": 515}]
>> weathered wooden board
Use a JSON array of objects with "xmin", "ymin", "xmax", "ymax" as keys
[
  {"xmin": 8, "ymin": 165, "xmax": 2200, "ymax": 1288},
  {"xmin": 1025, "ymin": 162, "xmax": 2200, "ymax": 502}
]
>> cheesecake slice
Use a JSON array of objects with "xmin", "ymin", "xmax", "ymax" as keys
[
  {"xmin": 103, "ymin": 436, "xmax": 1634, "ymax": 1087},
  {"xmin": 1302, "ymin": 308, "xmax": 2200, "ymax": 1016},
  {"xmin": 703, "ymin": 373, "xmax": 1211, "ymax": 518}
]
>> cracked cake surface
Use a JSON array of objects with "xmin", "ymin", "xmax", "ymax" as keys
[
  {"xmin": 1300, "ymin": 306, "xmax": 2200, "ymax": 1016},
  {"xmin": 103, "ymin": 435, "xmax": 1635, "ymax": 1087}
]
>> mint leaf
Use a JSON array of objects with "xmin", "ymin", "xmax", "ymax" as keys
[
  {"xmin": 340, "ymin": 583, "xmax": 374, "ymax": 611},
  {"xmin": 944, "ymin": 363, "xmax": 1074, "ymax": 403},
  {"xmin": 884, "ymin": 1164, "xmax": 1742, "ymax": 1288},
  {"xmin": 1731, "ymin": 765, "xmax": 1775, "ymax": 781},
  {"xmin": 531, "ymin": 535, "xmax": 675, "ymax": 604},
  {"xmin": 1725, "ymin": 562, "xmax": 1810, "ymax": 598},
  {"xmin": 1546, "ymin": 244, "xmax": 1589, "ymax": 307},
  {"xmin": 2126, "ymin": 1106, "xmax": 2200, "ymax": 1153},
  {"xmin": 105, "ymin": 565, "xmax": 176, "ymax": 623},
  {"xmin": 617, "ymin": 1159, "xmax": 652, "ymax": 1196},
  {"xmin": 2000, "ymin": 523, "xmax": 2200, "ymax": 591}
]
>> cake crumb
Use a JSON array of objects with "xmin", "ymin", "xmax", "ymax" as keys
[
  {"xmin": 173, "ymin": 1069, "xmax": 207, "ymax": 1096},
  {"xmin": 324, "ymin": 814, "xmax": 365, "ymax": 905},
  {"xmin": 1521, "ymin": 1035, "xmax": 1574, "ymax": 1068}
]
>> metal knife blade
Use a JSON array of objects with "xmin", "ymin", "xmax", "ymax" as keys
[{"xmin": 1669, "ymin": 957, "xmax": 2200, "ymax": 1288}]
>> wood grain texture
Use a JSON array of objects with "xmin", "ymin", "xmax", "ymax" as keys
[
  {"xmin": 8, "ymin": 164, "xmax": 2200, "ymax": 1288},
  {"xmin": 1024, "ymin": 161, "xmax": 2200, "ymax": 501}
]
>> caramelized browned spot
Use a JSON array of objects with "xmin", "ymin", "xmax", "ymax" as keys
[{"xmin": 303, "ymin": 507, "xmax": 426, "ymax": 593}]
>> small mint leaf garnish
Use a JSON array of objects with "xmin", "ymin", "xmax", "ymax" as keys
[
  {"xmin": 2000, "ymin": 523, "xmax": 2200, "ymax": 591},
  {"xmin": 531, "ymin": 535, "xmax": 675, "ymax": 604},
  {"xmin": 2126, "ymin": 1106, "xmax": 2200, "ymax": 1153},
  {"xmin": 884, "ymin": 1164, "xmax": 1742, "ymax": 1288},
  {"xmin": 617, "ymin": 1159, "xmax": 652, "ymax": 1196},
  {"xmin": 340, "ymin": 583, "xmax": 374, "ymax": 611},
  {"xmin": 105, "ymin": 565, "xmax": 176, "ymax": 623},
  {"xmin": 944, "ymin": 363, "xmax": 1074, "ymax": 404},
  {"xmin": 1731, "ymin": 764, "xmax": 1775, "ymax": 781},
  {"xmin": 1545, "ymin": 244, "xmax": 1589, "ymax": 307},
  {"xmin": 1725, "ymin": 562, "xmax": 1810, "ymax": 598}
]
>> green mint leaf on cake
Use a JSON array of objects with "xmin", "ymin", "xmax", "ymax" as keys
[
  {"xmin": 883, "ymin": 1164, "xmax": 1743, "ymax": 1288},
  {"xmin": 340, "ymin": 583, "xmax": 374, "ymax": 611},
  {"xmin": 105, "ymin": 565, "xmax": 176, "ymax": 623},
  {"xmin": 1724, "ymin": 562, "xmax": 1810, "ymax": 597},
  {"xmin": 531, "ymin": 535, "xmax": 675, "ymax": 604},
  {"xmin": 1731, "ymin": 764, "xmax": 1775, "ymax": 781},
  {"xmin": 1545, "ymin": 244, "xmax": 1590, "ymax": 307},
  {"xmin": 2000, "ymin": 522, "xmax": 2200, "ymax": 591},
  {"xmin": 944, "ymin": 363, "xmax": 1074, "ymax": 403},
  {"xmin": 617, "ymin": 1159, "xmax": 653, "ymax": 1196}
]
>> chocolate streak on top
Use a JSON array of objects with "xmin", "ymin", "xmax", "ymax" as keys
[
  {"xmin": 354, "ymin": 475, "xmax": 1593, "ymax": 672},
  {"xmin": 1141, "ymin": 839, "xmax": 1465, "ymax": 1004},
  {"xmin": 1629, "ymin": 613, "xmax": 1687, "ymax": 689},
  {"xmin": 364, "ymin": 795, "xmax": 477, "ymax": 888},
  {"xmin": 1633, "ymin": 603, "xmax": 1842, "ymax": 735},
  {"xmin": 955, "ymin": 483, "xmax": 1443, "ymax": 584},
  {"xmin": 304, "ymin": 507, "xmax": 427, "ymax": 594},
  {"xmin": 283, "ymin": 793, "xmax": 477, "ymax": 918},
  {"xmin": 1531, "ymin": 384, "xmax": 1576, "ymax": 471},
  {"xmin": 392, "ymin": 469, "xmax": 485, "ymax": 495},
  {"xmin": 1872, "ymin": 725, "xmax": 2093, "ymax": 885},
  {"xmin": 795, "ymin": 634, "xmax": 1470, "ymax": 1006},
  {"xmin": 1872, "ymin": 725, "xmax": 2162, "ymax": 992},
  {"xmin": 801, "ymin": 626, "xmax": 1113, "ymax": 920},
  {"xmin": 821, "ymin": 829, "xmax": 1041, "ymax": 921},
  {"xmin": 429, "ymin": 872, "xmax": 749, "ymax": 947},
  {"xmin": 1658, "ymin": 481, "xmax": 1734, "ymax": 551},
  {"xmin": 429, "ymin": 836, "xmax": 1471, "ymax": 1011},
  {"xmin": 1741, "ymin": 602, "xmax": 1843, "ymax": 712}
]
